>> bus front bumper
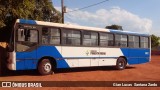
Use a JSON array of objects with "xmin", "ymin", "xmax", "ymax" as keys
[
  {"xmin": 7, "ymin": 63, "xmax": 16, "ymax": 70},
  {"xmin": 7, "ymin": 52, "xmax": 16, "ymax": 70}
]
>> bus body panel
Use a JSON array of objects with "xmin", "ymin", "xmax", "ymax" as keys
[
  {"xmin": 7, "ymin": 52, "xmax": 16, "ymax": 70},
  {"xmin": 121, "ymin": 48, "xmax": 150, "ymax": 64},
  {"xmin": 15, "ymin": 46, "xmax": 150, "ymax": 70},
  {"xmin": 16, "ymin": 49, "xmax": 37, "ymax": 70},
  {"xmin": 36, "ymin": 46, "xmax": 70, "ymax": 68}
]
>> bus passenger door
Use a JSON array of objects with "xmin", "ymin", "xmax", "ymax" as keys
[{"xmin": 16, "ymin": 29, "xmax": 38, "ymax": 70}]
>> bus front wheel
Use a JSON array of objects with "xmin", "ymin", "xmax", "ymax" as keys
[
  {"xmin": 116, "ymin": 57, "xmax": 126, "ymax": 70},
  {"xmin": 38, "ymin": 59, "xmax": 53, "ymax": 75}
]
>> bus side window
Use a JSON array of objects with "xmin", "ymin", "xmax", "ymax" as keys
[
  {"xmin": 83, "ymin": 31, "xmax": 98, "ymax": 46},
  {"xmin": 115, "ymin": 34, "xmax": 127, "ymax": 47},
  {"xmin": 42, "ymin": 27, "xmax": 50, "ymax": 44},
  {"xmin": 17, "ymin": 29, "xmax": 25, "ymax": 41},
  {"xmin": 129, "ymin": 35, "xmax": 139, "ymax": 48},
  {"xmin": 140, "ymin": 37, "xmax": 149, "ymax": 48},
  {"xmin": 29, "ymin": 30, "xmax": 38, "ymax": 43},
  {"xmin": 42, "ymin": 27, "xmax": 60, "ymax": 45},
  {"xmin": 50, "ymin": 28, "xmax": 60, "ymax": 45},
  {"xmin": 62, "ymin": 29, "xmax": 80, "ymax": 45},
  {"xmin": 100, "ymin": 33, "xmax": 114, "ymax": 47}
]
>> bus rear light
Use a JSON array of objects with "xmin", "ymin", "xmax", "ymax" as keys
[{"xmin": 7, "ymin": 63, "xmax": 16, "ymax": 70}]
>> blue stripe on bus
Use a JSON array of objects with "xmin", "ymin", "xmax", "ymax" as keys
[
  {"xmin": 19, "ymin": 19, "xmax": 37, "ymax": 25},
  {"xmin": 120, "ymin": 48, "xmax": 150, "ymax": 65},
  {"xmin": 16, "ymin": 46, "xmax": 70, "ymax": 70},
  {"xmin": 58, "ymin": 57, "xmax": 118, "ymax": 59},
  {"xmin": 37, "ymin": 46, "xmax": 70, "ymax": 68},
  {"xmin": 16, "ymin": 57, "xmax": 119, "ymax": 61}
]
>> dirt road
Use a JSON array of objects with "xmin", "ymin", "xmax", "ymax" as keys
[{"xmin": 0, "ymin": 56, "xmax": 160, "ymax": 90}]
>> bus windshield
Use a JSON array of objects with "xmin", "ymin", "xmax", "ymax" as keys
[{"xmin": 16, "ymin": 28, "xmax": 38, "ymax": 52}]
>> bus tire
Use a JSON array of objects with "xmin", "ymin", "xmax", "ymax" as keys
[
  {"xmin": 38, "ymin": 59, "xmax": 53, "ymax": 75},
  {"xmin": 116, "ymin": 57, "xmax": 126, "ymax": 70}
]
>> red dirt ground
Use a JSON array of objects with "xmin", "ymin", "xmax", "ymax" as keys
[{"xmin": 0, "ymin": 55, "xmax": 160, "ymax": 90}]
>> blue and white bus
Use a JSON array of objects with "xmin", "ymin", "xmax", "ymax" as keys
[{"xmin": 7, "ymin": 19, "xmax": 151, "ymax": 75}]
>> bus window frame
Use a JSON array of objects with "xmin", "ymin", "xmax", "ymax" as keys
[
  {"xmin": 15, "ymin": 28, "xmax": 39, "ymax": 52},
  {"xmin": 114, "ymin": 33, "xmax": 128, "ymax": 48},
  {"xmin": 82, "ymin": 30, "xmax": 99, "ymax": 47},
  {"xmin": 61, "ymin": 28, "xmax": 82, "ymax": 46},
  {"xmin": 99, "ymin": 32, "xmax": 114, "ymax": 47},
  {"xmin": 128, "ymin": 35, "xmax": 140, "ymax": 48},
  {"xmin": 140, "ymin": 36, "xmax": 150, "ymax": 49},
  {"xmin": 41, "ymin": 27, "xmax": 61, "ymax": 45}
]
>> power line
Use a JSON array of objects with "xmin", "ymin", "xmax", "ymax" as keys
[
  {"xmin": 65, "ymin": 14, "xmax": 75, "ymax": 23},
  {"xmin": 66, "ymin": 0, "xmax": 109, "ymax": 13}
]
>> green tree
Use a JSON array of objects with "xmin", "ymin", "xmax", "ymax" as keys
[
  {"xmin": 0, "ymin": 0, "xmax": 62, "ymax": 42},
  {"xmin": 0, "ymin": 0, "xmax": 62, "ymax": 28},
  {"xmin": 151, "ymin": 34, "xmax": 160, "ymax": 48},
  {"xmin": 105, "ymin": 24, "xmax": 123, "ymax": 30}
]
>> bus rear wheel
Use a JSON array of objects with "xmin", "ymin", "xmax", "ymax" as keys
[
  {"xmin": 116, "ymin": 57, "xmax": 126, "ymax": 70},
  {"xmin": 38, "ymin": 59, "xmax": 53, "ymax": 75}
]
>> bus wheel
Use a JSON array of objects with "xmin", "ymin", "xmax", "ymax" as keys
[
  {"xmin": 38, "ymin": 59, "xmax": 53, "ymax": 75},
  {"xmin": 116, "ymin": 57, "xmax": 126, "ymax": 70}
]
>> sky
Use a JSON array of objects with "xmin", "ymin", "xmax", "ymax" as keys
[{"xmin": 52, "ymin": 0, "xmax": 160, "ymax": 36}]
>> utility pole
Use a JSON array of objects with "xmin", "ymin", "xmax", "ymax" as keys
[{"xmin": 61, "ymin": 0, "xmax": 64, "ymax": 23}]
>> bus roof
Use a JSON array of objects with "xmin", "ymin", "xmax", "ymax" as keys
[{"xmin": 16, "ymin": 19, "xmax": 150, "ymax": 37}]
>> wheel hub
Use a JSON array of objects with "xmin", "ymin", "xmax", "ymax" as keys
[
  {"xmin": 44, "ymin": 63, "xmax": 52, "ymax": 72},
  {"xmin": 119, "ymin": 61, "xmax": 124, "ymax": 68}
]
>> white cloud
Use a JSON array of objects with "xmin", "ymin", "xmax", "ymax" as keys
[
  {"xmin": 65, "ymin": 7, "xmax": 152, "ymax": 33},
  {"xmin": 55, "ymin": 7, "xmax": 61, "ymax": 12}
]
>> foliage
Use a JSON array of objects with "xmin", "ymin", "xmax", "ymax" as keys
[
  {"xmin": 0, "ymin": 0, "xmax": 62, "ymax": 42},
  {"xmin": 151, "ymin": 34, "xmax": 160, "ymax": 48},
  {"xmin": 105, "ymin": 24, "xmax": 123, "ymax": 30},
  {"xmin": 0, "ymin": 0, "xmax": 62, "ymax": 28}
]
